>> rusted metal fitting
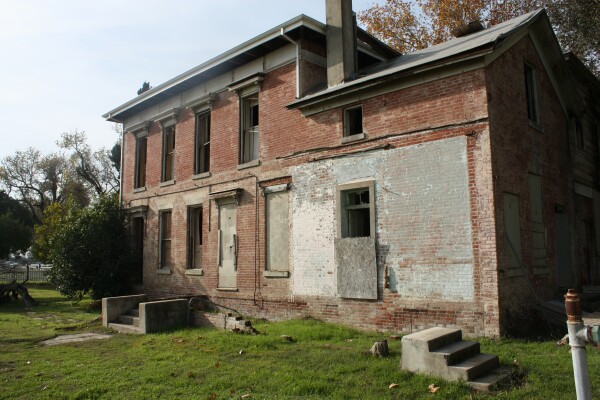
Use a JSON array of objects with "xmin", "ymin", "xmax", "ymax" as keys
[{"xmin": 565, "ymin": 289, "xmax": 582, "ymax": 323}]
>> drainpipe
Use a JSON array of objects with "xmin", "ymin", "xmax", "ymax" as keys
[
  {"xmin": 118, "ymin": 122, "xmax": 124, "ymax": 207},
  {"xmin": 565, "ymin": 289, "xmax": 599, "ymax": 400},
  {"xmin": 280, "ymin": 28, "xmax": 300, "ymax": 99}
]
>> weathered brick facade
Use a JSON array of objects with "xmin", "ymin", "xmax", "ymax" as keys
[{"xmin": 106, "ymin": 8, "xmax": 600, "ymax": 337}]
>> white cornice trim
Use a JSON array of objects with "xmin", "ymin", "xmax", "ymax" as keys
[
  {"xmin": 185, "ymin": 93, "xmax": 216, "ymax": 113},
  {"xmin": 126, "ymin": 121, "xmax": 151, "ymax": 136},
  {"xmin": 154, "ymin": 108, "xmax": 180, "ymax": 127},
  {"xmin": 228, "ymin": 74, "xmax": 264, "ymax": 97}
]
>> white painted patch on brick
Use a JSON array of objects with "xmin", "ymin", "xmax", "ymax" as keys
[
  {"xmin": 290, "ymin": 161, "xmax": 337, "ymax": 296},
  {"xmin": 291, "ymin": 136, "xmax": 473, "ymax": 301}
]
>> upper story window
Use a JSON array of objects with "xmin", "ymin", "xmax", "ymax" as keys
[
  {"xmin": 344, "ymin": 105, "xmax": 363, "ymax": 137},
  {"xmin": 228, "ymin": 74, "xmax": 263, "ymax": 167},
  {"xmin": 162, "ymin": 125, "xmax": 175, "ymax": 182},
  {"xmin": 195, "ymin": 112, "xmax": 210, "ymax": 174},
  {"xmin": 524, "ymin": 63, "xmax": 539, "ymax": 126},
  {"xmin": 240, "ymin": 94, "xmax": 259, "ymax": 164},
  {"xmin": 134, "ymin": 135, "xmax": 147, "ymax": 189}
]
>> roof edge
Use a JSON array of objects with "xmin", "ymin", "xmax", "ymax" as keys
[{"xmin": 103, "ymin": 14, "xmax": 325, "ymax": 122}]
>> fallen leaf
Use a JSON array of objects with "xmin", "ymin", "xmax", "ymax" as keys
[
  {"xmin": 389, "ymin": 383, "xmax": 399, "ymax": 389},
  {"xmin": 187, "ymin": 371, "xmax": 195, "ymax": 378},
  {"xmin": 428, "ymin": 383, "xmax": 439, "ymax": 393},
  {"xmin": 215, "ymin": 363, "xmax": 220, "ymax": 368},
  {"xmin": 241, "ymin": 395, "xmax": 252, "ymax": 399}
]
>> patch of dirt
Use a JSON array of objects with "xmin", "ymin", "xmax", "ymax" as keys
[{"xmin": 39, "ymin": 333, "xmax": 113, "ymax": 346}]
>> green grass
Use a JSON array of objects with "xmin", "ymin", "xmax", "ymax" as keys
[{"xmin": 1, "ymin": 285, "xmax": 599, "ymax": 399}]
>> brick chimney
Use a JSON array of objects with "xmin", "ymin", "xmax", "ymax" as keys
[{"xmin": 326, "ymin": 0, "xmax": 357, "ymax": 87}]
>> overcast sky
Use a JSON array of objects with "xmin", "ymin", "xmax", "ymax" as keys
[{"xmin": 0, "ymin": 0, "xmax": 380, "ymax": 159}]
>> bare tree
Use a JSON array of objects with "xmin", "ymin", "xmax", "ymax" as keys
[
  {"xmin": 0, "ymin": 148, "xmax": 88, "ymax": 223},
  {"xmin": 58, "ymin": 130, "xmax": 120, "ymax": 196}
]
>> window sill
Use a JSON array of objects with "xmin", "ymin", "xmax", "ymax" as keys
[
  {"xmin": 185, "ymin": 268, "xmax": 204, "ymax": 276},
  {"xmin": 192, "ymin": 172, "xmax": 211, "ymax": 180},
  {"xmin": 533, "ymin": 266, "xmax": 549, "ymax": 275},
  {"xmin": 160, "ymin": 179, "xmax": 176, "ymax": 187},
  {"xmin": 529, "ymin": 120, "xmax": 543, "ymax": 133},
  {"xmin": 502, "ymin": 268, "xmax": 524, "ymax": 278},
  {"xmin": 341, "ymin": 132, "xmax": 365, "ymax": 144},
  {"xmin": 216, "ymin": 287, "xmax": 238, "ymax": 292},
  {"xmin": 157, "ymin": 268, "xmax": 171, "ymax": 275},
  {"xmin": 264, "ymin": 270, "xmax": 290, "ymax": 278},
  {"xmin": 133, "ymin": 186, "xmax": 146, "ymax": 193},
  {"xmin": 237, "ymin": 159, "xmax": 260, "ymax": 170}
]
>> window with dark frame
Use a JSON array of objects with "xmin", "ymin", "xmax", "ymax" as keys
[
  {"xmin": 195, "ymin": 112, "xmax": 210, "ymax": 174},
  {"xmin": 341, "ymin": 188, "xmax": 371, "ymax": 238},
  {"xmin": 240, "ymin": 95, "xmax": 259, "ymax": 164},
  {"xmin": 187, "ymin": 206, "xmax": 203, "ymax": 269},
  {"xmin": 159, "ymin": 210, "xmax": 172, "ymax": 269},
  {"xmin": 524, "ymin": 63, "xmax": 539, "ymax": 125},
  {"xmin": 576, "ymin": 118, "xmax": 584, "ymax": 149},
  {"xmin": 162, "ymin": 125, "xmax": 175, "ymax": 181},
  {"xmin": 134, "ymin": 136, "xmax": 147, "ymax": 188},
  {"xmin": 343, "ymin": 106, "xmax": 363, "ymax": 137}
]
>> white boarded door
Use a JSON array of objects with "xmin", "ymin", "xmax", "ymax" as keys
[{"xmin": 218, "ymin": 202, "xmax": 237, "ymax": 289}]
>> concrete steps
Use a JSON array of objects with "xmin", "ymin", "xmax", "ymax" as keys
[
  {"xmin": 401, "ymin": 328, "xmax": 510, "ymax": 392},
  {"xmin": 108, "ymin": 307, "xmax": 142, "ymax": 334}
]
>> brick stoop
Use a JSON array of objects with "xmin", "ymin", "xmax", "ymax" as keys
[
  {"xmin": 401, "ymin": 327, "xmax": 511, "ymax": 392},
  {"xmin": 108, "ymin": 308, "xmax": 142, "ymax": 334}
]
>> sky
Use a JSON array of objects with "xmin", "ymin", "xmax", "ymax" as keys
[{"xmin": 0, "ymin": 0, "xmax": 380, "ymax": 159}]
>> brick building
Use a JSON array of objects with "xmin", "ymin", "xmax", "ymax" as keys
[{"xmin": 103, "ymin": 1, "xmax": 600, "ymax": 337}]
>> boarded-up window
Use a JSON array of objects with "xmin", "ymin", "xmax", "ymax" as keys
[
  {"xmin": 162, "ymin": 125, "xmax": 175, "ymax": 181},
  {"xmin": 159, "ymin": 210, "xmax": 172, "ymax": 269},
  {"xmin": 503, "ymin": 193, "xmax": 522, "ymax": 270},
  {"xmin": 135, "ymin": 136, "xmax": 147, "ymax": 188},
  {"xmin": 187, "ymin": 206, "xmax": 202, "ymax": 269},
  {"xmin": 266, "ymin": 190, "xmax": 289, "ymax": 272},
  {"xmin": 528, "ymin": 174, "xmax": 547, "ymax": 270}
]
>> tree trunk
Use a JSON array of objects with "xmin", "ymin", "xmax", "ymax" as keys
[{"xmin": 0, "ymin": 281, "xmax": 36, "ymax": 307}]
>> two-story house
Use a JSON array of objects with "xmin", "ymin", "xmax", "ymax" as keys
[{"xmin": 103, "ymin": 0, "xmax": 600, "ymax": 337}]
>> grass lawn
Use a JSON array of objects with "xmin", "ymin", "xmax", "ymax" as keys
[{"xmin": 1, "ymin": 284, "xmax": 599, "ymax": 399}]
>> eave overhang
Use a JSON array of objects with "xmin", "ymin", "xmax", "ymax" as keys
[
  {"xmin": 103, "ymin": 14, "xmax": 325, "ymax": 123},
  {"xmin": 287, "ymin": 9, "xmax": 550, "ymax": 114}
]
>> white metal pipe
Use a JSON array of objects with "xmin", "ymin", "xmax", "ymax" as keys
[
  {"xmin": 567, "ymin": 321, "xmax": 592, "ymax": 400},
  {"xmin": 280, "ymin": 28, "xmax": 300, "ymax": 99}
]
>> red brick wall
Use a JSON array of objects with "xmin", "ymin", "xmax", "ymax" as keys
[
  {"xmin": 120, "ymin": 39, "xmax": 564, "ymax": 337},
  {"xmin": 486, "ymin": 36, "xmax": 571, "ymax": 333}
]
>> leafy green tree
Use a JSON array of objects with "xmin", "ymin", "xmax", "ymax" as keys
[
  {"xmin": 37, "ymin": 194, "xmax": 133, "ymax": 300},
  {"xmin": 0, "ymin": 191, "xmax": 34, "ymax": 258}
]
